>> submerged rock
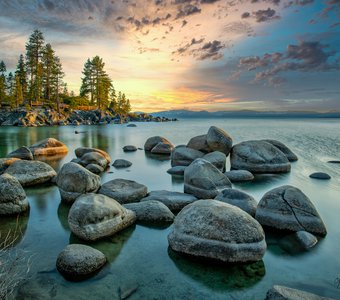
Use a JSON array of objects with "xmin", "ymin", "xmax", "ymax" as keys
[
  {"xmin": 112, "ymin": 159, "xmax": 132, "ymax": 168},
  {"xmin": 279, "ymin": 231, "xmax": 318, "ymax": 253},
  {"xmin": 263, "ymin": 139, "xmax": 298, "ymax": 162},
  {"xmin": 171, "ymin": 146, "xmax": 204, "ymax": 167},
  {"xmin": 265, "ymin": 285, "xmax": 334, "ymax": 300},
  {"xmin": 167, "ymin": 166, "xmax": 186, "ymax": 176},
  {"xmin": 79, "ymin": 151, "xmax": 109, "ymax": 170},
  {"xmin": 309, "ymin": 172, "xmax": 331, "ymax": 180},
  {"xmin": 75, "ymin": 147, "xmax": 111, "ymax": 163},
  {"xmin": 225, "ymin": 170, "xmax": 254, "ymax": 182},
  {"xmin": 256, "ymin": 185, "xmax": 327, "ymax": 236},
  {"xmin": 168, "ymin": 200, "xmax": 266, "ymax": 263},
  {"xmin": 187, "ymin": 134, "xmax": 212, "ymax": 153},
  {"xmin": 29, "ymin": 138, "xmax": 68, "ymax": 156},
  {"xmin": 206, "ymin": 126, "xmax": 233, "ymax": 155},
  {"xmin": 68, "ymin": 193, "xmax": 136, "ymax": 241},
  {"xmin": 123, "ymin": 145, "xmax": 137, "ymax": 152},
  {"xmin": 7, "ymin": 146, "xmax": 33, "ymax": 160},
  {"xmin": 127, "ymin": 124, "xmax": 137, "ymax": 127}
]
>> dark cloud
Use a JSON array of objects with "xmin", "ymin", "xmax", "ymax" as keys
[
  {"xmin": 176, "ymin": 4, "xmax": 201, "ymax": 19},
  {"xmin": 173, "ymin": 37, "xmax": 205, "ymax": 55},
  {"xmin": 198, "ymin": 40, "xmax": 225, "ymax": 60},
  {"xmin": 241, "ymin": 12, "xmax": 250, "ymax": 18},
  {"xmin": 253, "ymin": 8, "xmax": 280, "ymax": 22}
]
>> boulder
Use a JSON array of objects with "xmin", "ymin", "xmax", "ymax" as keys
[
  {"xmin": 256, "ymin": 185, "xmax": 327, "ymax": 236},
  {"xmin": 112, "ymin": 159, "xmax": 132, "ymax": 168},
  {"xmin": 206, "ymin": 126, "xmax": 233, "ymax": 155},
  {"xmin": 151, "ymin": 141, "xmax": 174, "ymax": 155},
  {"xmin": 7, "ymin": 146, "xmax": 33, "ymax": 160},
  {"xmin": 203, "ymin": 151, "xmax": 226, "ymax": 172},
  {"xmin": 167, "ymin": 166, "xmax": 186, "ymax": 176},
  {"xmin": 56, "ymin": 162, "xmax": 101, "ymax": 204},
  {"xmin": 225, "ymin": 170, "xmax": 254, "ymax": 182},
  {"xmin": 5, "ymin": 160, "xmax": 57, "ymax": 186},
  {"xmin": 29, "ymin": 138, "xmax": 68, "ymax": 156},
  {"xmin": 141, "ymin": 190, "xmax": 197, "ymax": 212},
  {"xmin": 230, "ymin": 140, "xmax": 291, "ymax": 173},
  {"xmin": 0, "ymin": 174, "xmax": 29, "ymax": 215},
  {"xmin": 56, "ymin": 244, "xmax": 106, "ymax": 281},
  {"xmin": 86, "ymin": 164, "xmax": 104, "ymax": 175},
  {"xmin": 124, "ymin": 200, "xmax": 174, "ymax": 223},
  {"xmin": 309, "ymin": 172, "xmax": 331, "ymax": 180},
  {"xmin": 171, "ymin": 146, "xmax": 204, "ymax": 167},
  {"xmin": 184, "ymin": 159, "xmax": 231, "ymax": 199},
  {"xmin": 79, "ymin": 152, "xmax": 109, "ymax": 169},
  {"xmin": 168, "ymin": 200, "xmax": 266, "ymax": 263},
  {"xmin": 75, "ymin": 147, "xmax": 111, "ymax": 163},
  {"xmin": 215, "ymin": 189, "xmax": 257, "ymax": 217},
  {"xmin": 98, "ymin": 179, "xmax": 148, "ymax": 204},
  {"xmin": 187, "ymin": 134, "xmax": 212, "ymax": 153},
  {"xmin": 279, "ymin": 231, "xmax": 318, "ymax": 253},
  {"xmin": 263, "ymin": 139, "xmax": 298, "ymax": 162},
  {"xmin": 0, "ymin": 158, "xmax": 20, "ymax": 175},
  {"xmin": 144, "ymin": 136, "xmax": 172, "ymax": 151},
  {"xmin": 123, "ymin": 145, "xmax": 137, "ymax": 152},
  {"xmin": 265, "ymin": 285, "xmax": 334, "ymax": 300},
  {"xmin": 68, "ymin": 193, "xmax": 136, "ymax": 241}
]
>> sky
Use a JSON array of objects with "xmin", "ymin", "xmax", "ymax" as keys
[{"xmin": 0, "ymin": 0, "xmax": 339, "ymax": 112}]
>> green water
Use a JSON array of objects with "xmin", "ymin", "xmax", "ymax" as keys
[{"xmin": 1, "ymin": 119, "xmax": 340, "ymax": 299}]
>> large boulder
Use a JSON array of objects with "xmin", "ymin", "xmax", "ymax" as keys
[
  {"xmin": 5, "ymin": 160, "xmax": 57, "ymax": 186},
  {"xmin": 78, "ymin": 152, "xmax": 109, "ymax": 169},
  {"xmin": 265, "ymin": 285, "xmax": 334, "ymax": 300},
  {"xmin": 124, "ymin": 200, "xmax": 174, "ymax": 223},
  {"xmin": 256, "ymin": 185, "xmax": 327, "ymax": 236},
  {"xmin": 7, "ymin": 146, "xmax": 33, "ymax": 160},
  {"xmin": 98, "ymin": 179, "xmax": 148, "ymax": 204},
  {"xmin": 56, "ymin": 162, "xmax": 101, "ymax": 204},
  {"xmin": 171, "ymin": 146, "xmax": 204, "ymax": 167},
  {"xmin": 215, "ymin": 189, "xmax": 257, "ymax": 217},
  {"xmin": 141, "ymin": 190, "xmax": 197, "ymax": 212},
  {"xmin": 225, "ymin": 170, "xmax": 254, "ymax": 182},
  {"xmin": 144, "ymin": 136, "xmax": 172, "ymax": 152},
  {"xmin": 68, "ymin": 193, "xmax": 136, "ymax": 241},
  {"xmin": 263, "ymin": 139, "xmax": 298, "ymax": 162},
  {"xmin": 206, "ymin": 126, "xmax": 233, "ymax": 155},
  {"xmin": 75, "ymin": 147, "xmax": 111, "ymax": 163},
  {"xmin": 56, "ymin": 244, "xmax": 107, "ymax": 281},
  {"xmin": 0, "ymin": 158, "xmax": 20, "ymax": 175},
  {"xmin": 184, "ymin": 159, "xmax": 231, "ymax": 199},
  {"xmin": 230, "ymin": 140, "xmax": 291, "ymax": 173},
  {"xmin": 0, "ymin": 174, "xmax": 29, "ymax": 215},
  {"xmin": 187, "ymin": 134, "xmax": 212, "ymax": 153},
  {"xmin": 203, "ymin": 151, "xmax": 226, "ymax": 172},
  {"xmin": 168, "ymin": 200, "xmax": 266, "ymax": 263},
  {"xmin": 29, "ymin": 138, "xmax": 68, "ymax": 156},
  {"xmin": 151, "ymin": 141, "xmax": 174, "ymax": 155}
]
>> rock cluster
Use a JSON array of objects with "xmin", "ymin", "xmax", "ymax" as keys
[{"xmin": 144, "ymin": 136, "xmax": 174, "ymax": 155}]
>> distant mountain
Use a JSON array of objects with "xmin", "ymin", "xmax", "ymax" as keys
[{"xmin": 149, "ymin": 109, "xmax": 340, "ymax": 119}]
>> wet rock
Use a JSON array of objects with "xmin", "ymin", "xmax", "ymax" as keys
[
  {"xmin": 124, "ymin": 200, "xmax": 174, "ymax": 223},
  {"xmin": 263, "ymin": 139, "xmax": 298, "ymax": 162},
  {"xmin": 167, "ymin": 166, "xmax": 186, "ymax": 176},
  {"xmin": 123, "ymin": 145, "xmax": 137, "ymax": 152},
  {"xmin": 56, "ymin": 244, "xmax": 106, "ymax": 281},
  {"xmin": 86, "ymin": 164, "xmax": 104, "ymax": 174},
  {"xmin": 231, "ymin": 140, "xmax": 291, "ymax": 173},
  {"xmin": 7, "ymin": 146, "xmax": 33, "ymax": 160},
  {"xmin": 144, "ymin": 136, "xmax": 172, "ymax": 151},
  {"xmin": 225, "ymin": 170, "xmax": 254, "ymax": 182},
  {"xmin": 215, "ymin": 189, "xmax": 257, "ymax": 217},
  {"xmin": 309, "ymin": 172, "xmax": 331, "ymax": 180},
  {"xmin": 168, "ymin": 200, "xmax": 266, "ymax": 263},
  {"xmin": 203, "ymin": 151, "xmax": 226, "ymax": 172},
  {"xmin": 0, "ymin": 174, "xmax": 29, "ymax": 215},
  {"xmin": 29, "ymin": 138, "xmax": 68, "ymax": 156},
  {"xmin": 184, "ymin": 158, "xmax": 231, "ymax": 199},
  {"xmin": 56, "ymin": 162, "xmax": 101, "ymax": 204},
  {"xmin": 265, "ymin": 285, "xmax": 334, "ymax": 300},
  {"xmin": 79, "ymin": 152, "xmax": 109, "ymax": 169},
  {"xmin": 187, "ymin": 134, "xmax": 212, "ymax": 153},
  {"xmin": 75, "ymin": 147, "xmax": 111, "ymax": 163},
  {"xmin": 112, "ymin": 159, "xmax": 132, "ymax": 168},
  {"xmin": 5, "ymin": 160, "xmax": 57, "ymax": 186},
  {"xmin": 0, "ymin": 157, "xmax": 20, "ymax": 174},
  {"xmin": 127, "ymin": 124, "xmax": 137, "ymax": 127},
  {"xmin": 151, "ymin": 141, "xmax": 174, "ymax": 155},
  {"xmin": 256, "ymin": 185, "xmax": 327, "ymax": 236},
  {"xmin": 141, "ymin": 190, "xmax": 197, "ymax": 212},
  {"xmin": 98, "ymin": 179, "xmax": 148, "ymax": 204},
  {"xmin": 68, "ymin": 193, "xmax": 136, "ymax": 241},
  {"xmin": 171, "ymin": 146, "xmax": 204, "ymax": 167},
  {"xmin": 206, "ymin": 126, "xmax": 233, "ymax": 155},
  {"xmin": 327, "ymin": 160, "xmax": 340, "ymax": 164},
  {"xmin": 279, "ymin": 231, "xmax": 318, "ymax": 253}
]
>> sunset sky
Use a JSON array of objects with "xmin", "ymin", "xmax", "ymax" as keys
[{"xmin": 0, "ymin": 0, "xmax": 339, "ymax": 112}]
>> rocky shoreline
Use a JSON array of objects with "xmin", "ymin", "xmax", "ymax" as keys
[{"xmin": 0, "ymin": 109, "xmax": 178, "ymax": 127}]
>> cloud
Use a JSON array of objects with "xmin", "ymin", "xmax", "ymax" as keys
[
  {"xmin": 253, "ymin": 8, "xmax": 280, "ymax": 22},
  {"xmin": 176, "ymin": 4, "xmax": 202, "ymax": 19},
  {"xmin": 197, "ymin": 40, "xmax": 225, "ymax": 60}
]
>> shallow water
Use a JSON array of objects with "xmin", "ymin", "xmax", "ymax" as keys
[{"xmin": 1, "ymin": 119, "xmax": 340, "ymax": 299}]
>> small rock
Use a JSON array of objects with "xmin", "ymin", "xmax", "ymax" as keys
[
  {"xmin": 75, "ymin": 147, "xmax": 111, "ymax": 163},
  {"xmin": 265, "ymin": 285, "xmax": 334, "ymax": 300},
  {"xmin": 167, "ymin": 166, "xmax": 186, "ymax": 176},
  {"xmin": 112, "ymin": 159, "xmax": 132, "ymax": 168},
  {"xmin": 309, "ymin": 172, "xmax": 331, "ymax": 180},
  {"xmin": 225, "ymin": 170, "xmax": 254, "ymax": 182},
  {"xmin": 123, "ymin": 145, "xmax": 137, "ymax": 152},
  {"xmin": 144, "ymin": 136, "xmax": 172, "ymax": 151},
  {"xmin": 7, "ymin": 146, "xmax": 33, "ymax": 160},
  {"xmin": 151, "ymin": 141, "xmax": 174, "ymax": 155},
  {"xmin": 127, "ymin": 124, "xmax": 137, "ymax": 127},
  {"xmin": 279, "ymin": 231, "xmax": 318, "ymax": 253},
  {"xmin": 203, "ymin": 151, "xmax": 226, "ymax": 172},
  {"xmin": 327, "ymin": 160, "xmax": 340, "ymax": 164}
]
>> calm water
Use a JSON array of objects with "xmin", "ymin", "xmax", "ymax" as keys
[{"xmin": 1, "ymin": 119, "xmax": 340, "ymax": 300}]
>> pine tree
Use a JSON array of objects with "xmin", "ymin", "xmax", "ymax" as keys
[
  {"xmin": 109, "ymin": 86, "xmax": 117, "ymax": 110},
  {"xmin": 51, "ymin": 56, "xmax": 64, "ymax": 114},
  {"xmin": 80, "ymin": 59, "xmax": 94, "ymax": 104},
  {"xmin": 15, "ymin": 54, "xmax": 27, "ymax": 100},
  {"xmin": 0, "ymin": 61, "xmax": 7, "ymax": 108},
  {"xmin": 6, "ymin": 72, "xmax": 14, "ymax": 96},
  {"xmin": 13, "ymin": 74, "xmax": 23, "ymax": 108},
  {"xmin": 42, "ymin": 43, "xmax": 55, "ymax": 103}
]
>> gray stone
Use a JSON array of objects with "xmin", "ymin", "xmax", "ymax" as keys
[
  {"xmin": 225, "ymin": 170, "xmax": 254, "ymax": 182},
  {"xmin": 7, "ymin": 146, "xmax": 33, "ymax": 160},
  {"xmin": 203, "ymin": 151, "xmax": 226, "ymax": 172},
  {"xmin": 171, "ymin": 146, "xmax": 204, "ymax": 167},
  {"xmin": 86, "ymin": 164, "xmax": 104, "ymax": 174},
  {"xmin": 124, "ymin": 200, "xmax": 174, "ymax": 223},
  {"xmin": 75, "ymin": 147, "xmax": 111, "ymax": 163},
  {"xmin": 256, "ymin": 185, "xmax": 327, "ymax": 236},
  {"xmin": 144, "ymin": 136, "xmax": 172, "ymax": 151},
  {"xmin": 265, "ymin": 285, "xmax": 334, "ymax": 300},
  {"xmin": 123, "ymin": 145, "xmax": 137, "ymax": 152},
  {"xmin": 79, "ymin": 152, "xmax": 109, "ymax": 169},
  {"xmin": 29, "ymin": 138, "xmax": 68, "ymax": 156},
  {"xmin": 113, "ymin": 159, "xmax": 132, "ymax": 168},
  {"xmin": 0, "ymin": 174, "xmax": 29, "ymax": 215},
  {"xmin": 263, "ymin": 139, "xmax": 298, "ymax": 162},
  {"xmin": 56, "ymin": 244, "xmax": 106, "ymax": 281},
  {"xmin": 127, "ymin": 124, "xmax": 137, "ymax": 127},
  {"xmin": 68, "ymin": 193, "xmax": 136, "ymax": 241},
  {"xmin": 0, "ymin": 158, "xmax": 20, "ymax": 175},
  {"xmin": 56, "ymin": 162, "xmax": 101, "ymax": 204},
  {"xmin": 187, "ymin": 134, "xmax": 212, "ymax": 153},
  {"xmin": 328, "ymin": 160, "xmax": 340, "ymax": 164},
  {"xmin": 231, "ymin": 140, "xmax": 291, "ymax": 173},
  {"xmin": 309, "ymin": 172, "xmax": 331, "ymax": 180},
  {"xmin": 151, "ymin": 141, "xmax": 174, "ymax": 155},
  {"xmin": 167, "ymin": 166, "xmax": 186, "ymax": 176},
  {"xmin": 184, "ymin": 158, "xmax": 231, "ymax": 199},
  {"xmin": 99, "ymin": 179, "xmax": 148, "ymax": 204},
  {"xmin": 206, "ymin": 126, "xmax": 233, "ymax": 155},
  {"xmin": 168, "ymin": 200, "xmax": 266, "ymax": 263},
  {"xmin": 141, "ymin": 190, "xmax": 197, "ymax": 212},
  {"xmin": 5, "ymin": 160, "xmax": 57, "ymax": 186},
  {"xmin": 279, "ymin": 231, "xmax": 318, "ymax": 253},
  {"xmin": 215, "ymin": 189, "xmax": 257, "ymax": 217}
]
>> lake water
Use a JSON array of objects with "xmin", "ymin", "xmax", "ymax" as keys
[{"xmin": 1, "ymin": 119, "xmax": 340, "ymax": 299}]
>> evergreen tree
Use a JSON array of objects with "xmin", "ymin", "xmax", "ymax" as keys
[
  {"xmin": 0, "ymin": 61, "xmax": 6, "ymax": 108},
  {"xmin": 109, "ymin": 86, "xmax": 117, "ymax": 110},
  {"xmin": 42, "ymin": 43, "xmax": 55, "ymax": 102},
  {"xmin": 13, "ymin": 74, "xmax": 23, "ymax": 108},
  {"xmin": 6, "ymin": 72, "xmax": 14, "ymax": 96},
  {"xmin": 15, "ymin": 54, "xmax": 27, "ymax": 100},
  {"xmin": 80, "ymin": 59, "xmax": 94, "ymax": 104},
  {"xmin": 51, "ymin": 56, "xmax": 64, "ymax": 114}
]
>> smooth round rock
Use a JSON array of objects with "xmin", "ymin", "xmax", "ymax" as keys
[
  {"xmin": 171, "ymin": 146, "xmax": 204, "ymax": 167},
  {"xmin": 215, "ymin": 189, "xmax": 257, "ymax": 217},
  {"xmin": 68, "ymin": 193, "xmax": 136, "ymax": 241},
  {"xmin": 167, "ymin": 166, "xmax": 186, "ymax": 176},
  {"xmin": 202, "ymin": 151, "xmax": 226, "ymax": 172},
  {"xmin": 86, "ymin": 164, "xmax": 104, "ymax": 174},
  {"xmin": 98, "ymin": 179, "xmax": 148, "ymax": 204},
  {"xmin": 225, "ymin": 170, "xmax": 254, "ymax": 182},
  {"xmin": 75, "ymin": 147, "xmax": 111, "ymax": 163},
  {"xmin": 279, "ymin": 231, "xmax": 318, "ymax": 253},
  {"xmin": 206, "ymin": 126, "xmax": 233, "ymax": 155},
  {"xmin": 29, "ymin": 138, "xmax": 68, "ymax": 156},
  {"xmin": 144, "ymin": 136, "xmax": 172, "ymax": 151},
  {"xmin": 187, "ymin": 134, "xmax": 212, "ymax": 153},
  {"xmin": 168, "ymin": 200, "xmax": 266, "ymax": 263},
  {"xmin": 4, "ymin": 160, "xmax": 57, "ymax": 186},
  {"xmin": 0, "ymin": 174, "xmax": 29, "ymax": 215},
  {"xmin": 123, "ymin": 145, "xmax": 137, "ymax": 152},
  {"xmin": 56, "ymin": 244, "xmax": 106, "ymax": 281},
  {"xmin": 263, "ymin": 139, "xmax": 298, "ymax": 162},
  {"xmin": 112, "ymin": 159, "xmax": 132, "ymax": 168},
  {"xmin": 265, "ymin": 285, "xmax": 333, "ymax": 300},
  {"xmin": 231, "ymin": 140, "xmax": 291, "ymax": 173},
  {"xmin": 7, "ymin": 146, "xmax": 33, "ymax": 160},
  {"xmin": 309, "ymin": 172, "xmax": 331, "ymax": 180},
  {"xmin": 79, "ymin": 152, "xmax": 109, "ymax": 169},
  {"xmin": 0, "ymin": 158, "xmax": 20, "ymax": 174},
  {"xmin": 151, "ymin": 141, "xmax": 174, "ymax": 155},
  {"xmin": 184, "ymin": 158, "xmax": 231, "ymax": 199},
  {"xmin": 256, "ymin": 185, "xmax": 327, "ymax": 236}
]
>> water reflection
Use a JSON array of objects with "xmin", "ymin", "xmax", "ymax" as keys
[
  {"xmin": 57, "ymin": 202, "xmax": 70, "ymax": 231},
  {"xmin": 144, "ymin": 151, "xmax": 171, "ymax": 163}
]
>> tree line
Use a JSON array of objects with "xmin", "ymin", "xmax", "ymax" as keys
[{"xmin": 0, "ymin": 30, "xmax": 131, "ymax": 115}]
